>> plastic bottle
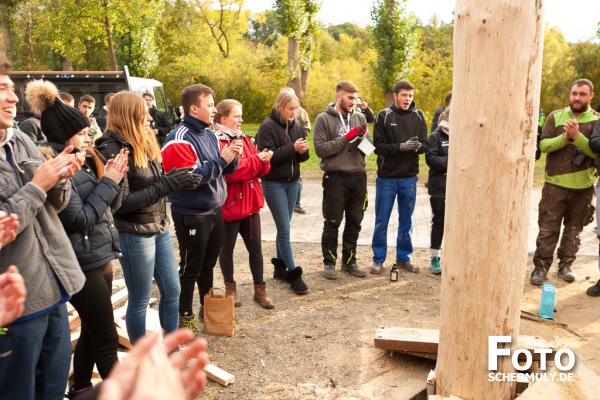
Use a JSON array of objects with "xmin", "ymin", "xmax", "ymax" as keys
[{"xmin": 539, "ymin": 282, "xmax": 557, "ymax": 319}]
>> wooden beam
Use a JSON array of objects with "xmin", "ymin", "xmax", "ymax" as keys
[
  {"xmin": 204, "ymin": 364, "xmax": 235, "ymax": 386},
  {"xmin": 111, "ymin": 288, "xmax": 128, "ymax": 307},
  {"xmin": 374, "ymin": 328, "xmax": 556, "ymax": 361}
]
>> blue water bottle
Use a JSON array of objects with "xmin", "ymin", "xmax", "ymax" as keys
[{"xmin": 539, "ymin": 282, "xmax": 557, "ymax": 319}]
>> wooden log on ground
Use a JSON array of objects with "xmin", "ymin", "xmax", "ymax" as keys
[
  {"xmin": 435, "ymin": 1, "xmax": 545, "ymax": 398},
  {"xmin": 374, "ymin": 328, "xmax": 556, "ymax": 361},
  {"xmin": 205, "ymin": 364, "xmax": 235, "ymax": 386}
]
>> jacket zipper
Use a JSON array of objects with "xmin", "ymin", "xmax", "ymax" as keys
[{"xmin": 225, "ymin": 192, "xmax": 242, "ymax": 209}]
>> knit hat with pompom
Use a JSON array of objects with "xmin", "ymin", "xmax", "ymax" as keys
[{"xmin": 24, "ymin": 79, "xmax": 89, "ymax": 144}]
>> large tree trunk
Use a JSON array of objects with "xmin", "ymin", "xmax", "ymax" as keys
[
  {"xmin": 287, "ymin": 36, "xmax": 302, "ymax": 98},
  {"xmin": 435, "ymin": 1, "xmax": 545, "ymax": 399}
]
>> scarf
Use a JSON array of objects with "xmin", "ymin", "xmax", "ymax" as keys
[
  {"xmin": 439, "ymin": 120, "xmax": 450, "ymax": 135},
  {"xmin": 215, "ymin": 123, "xmax": 241, "ymax": 139}
]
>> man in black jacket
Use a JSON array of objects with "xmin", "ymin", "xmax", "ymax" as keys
[
  {"xmin": 143, "ymin": 92, "xmax": 171, "ymax": 147},
  {"xmin": 371, "ymin": 80, "xmax": 427, "ymax": 275}
]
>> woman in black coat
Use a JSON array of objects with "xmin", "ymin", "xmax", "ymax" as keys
[
  {"xmin": 425, "ymin": 106, "xmax": 451, "ymax": 275},
  {"xmin": 26, "ymin": 79, "xmax": 129, "ymax": 397}
]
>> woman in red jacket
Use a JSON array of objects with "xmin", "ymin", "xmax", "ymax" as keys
[{"xmin": 215, "ymin": 99, "xmax": 274, "ymax": 308}]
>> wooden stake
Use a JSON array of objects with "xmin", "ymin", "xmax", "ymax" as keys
[{"xmin": 436, "ymin": 1, "xmax": 545, "ymax": 398}]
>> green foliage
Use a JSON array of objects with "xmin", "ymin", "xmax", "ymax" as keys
[
  {"xmin": 539, "ymin": 27, "xmax": 575, "ymax": 115},
  {"xmin": 327, "ymin": 23, "xmax": 369, "ymax": 41},
  {"xmin": 370, "ymin": 0, "xmax": 419, "ymax": 98},
  {"xmin": 408, "ymin": 18, "xmax": 453, "ymax": 127},
  {"xmin": 245, "ymin": 10, "xmax": 280, "ymax": 46}
]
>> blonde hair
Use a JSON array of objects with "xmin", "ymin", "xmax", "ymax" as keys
[
  {"xmin": 440, "ymin": 106, "xmax": 450, "ymax": 122},
  {"xmin": 215, "ymin": 99, "xmax": 242, "ymax": 124},
  {"xmin": 107, "ymin": 91, "xmax": 161, "ymax": 168},
  {"xmin": 275, "ymin": 89, "xmax": 299, "ymax": 125}
]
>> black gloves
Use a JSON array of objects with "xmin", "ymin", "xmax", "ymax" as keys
[
  {"xmin": 162, "ymin": 167, "xmax": 201, "ymax": 192},
  {"xmin": 399, "ymin": 136, "xmax": 421, "ymax": 152}
]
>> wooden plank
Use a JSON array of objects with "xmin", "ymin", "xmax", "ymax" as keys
[
  {"xmin": 374, "ymin": 327, "xmax": 439, "ymax": 354},
  {"xmin": 111, "ymin": 288, "xmax": 128, "ymax": 307},
  {"xmin": 113, "ymin": 303, "xmax": 127, "ymax": 322},
  {"xmin": 375, "ymin": 328, "xmax": 555, "ymax": 361},
  {"xmin": 71, "ymin": 327, "xmax": 81, "ymax": 350},
  {"xmin": 116, "ymin": 325, "xmax": 132, "ymax": 349},
  {"xmin": 427, "ymin": 370, "xmax": 436, "ymax": 396},
  {"xmin": 112, "ymin": 278, "xmax": 126, "ymax": 290},
  {"xmin": 145, "ymin": 308, "xmax": 161, "ymax": 334},
  {"xmin": 66, "ymin": 302, "xmax": 75, "ymax": 314},
  {"xmin": 69, "ymin": 312, "xmax": 81, "ymax": 330},
  {"xmin": 205, "ymin": 364, "xmax": 235, "ymax": 386}
]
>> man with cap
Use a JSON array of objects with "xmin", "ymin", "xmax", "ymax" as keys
[{"xmin": 0, "ymin": 55, "xmax": 85, "ymax": 399}]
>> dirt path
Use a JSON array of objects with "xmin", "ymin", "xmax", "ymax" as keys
[{"xmin": 181, "ymin": 242, "xmax": 600, "ymax": 399}]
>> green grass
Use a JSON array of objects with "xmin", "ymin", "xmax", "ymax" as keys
[{"xmin": 243, "ymin": 122, "xmax": 547, "ymax": 188}]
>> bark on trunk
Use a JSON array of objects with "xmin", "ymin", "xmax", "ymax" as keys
[
  {"xmin": 105, "ymin": 15, "xmax": 117, "ymax": 70},
  {"xmin": 435, "ymin": 1, "xmax": 545, "ymax": 399},
  {"xmin": 0, "ymin": 2, "xmax": 11, "ymax": 56},
  {"xmin": 61, "ymin": 57, "xmax": 73, "ymax": 71},
  {"xmin": 287, "ymin": 36, "xmax": 301, "ymax": 98}
]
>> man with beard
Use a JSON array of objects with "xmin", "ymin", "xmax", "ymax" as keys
[
  {"xmin": 531, "ymin": 79, "xmax": 599, "ymax": 285},
  {"xmin": 313, "ymin": 81, "xmax": 372, "ymax": 279},
  {"xmin": 370, "ymin": 80, "xmax": 427, "ymax": 275}
]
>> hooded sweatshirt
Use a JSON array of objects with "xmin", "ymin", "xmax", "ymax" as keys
[
  {"xmin": 373, "ymin": 102, "xmax": 428, "ymax": 178},
  {"xmin": 313, "ymin": 103, "xmax": 372, "ymax": 174}
]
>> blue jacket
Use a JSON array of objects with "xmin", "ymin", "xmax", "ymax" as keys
[{"xmin": 161, "ymin": 115, "xmax": 238, "ymax": 215}]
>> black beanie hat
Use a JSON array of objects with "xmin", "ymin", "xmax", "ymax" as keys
[{"xmin": 25, "ymin": 79, "xmax": 90, "ymax": 144}]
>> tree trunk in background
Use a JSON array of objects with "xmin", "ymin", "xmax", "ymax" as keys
[
  {"xmin": 61, "ymin": 57, "xmax": 73, "ymax": 71},
  {"xmin": 287, "ymin": 36, "xmax": 302, "ymax": 99},
  {"xmin": 300, "ymin": 68, "xmax": 309, "ymax": 103},
  {"xmin": 0, "ymin": 2, "xmax": 11, "ymax": 56},
  {"xmin": 435, "ymin": 1, "xmax": 545, "ymax": 399},
  {"xmin": 105, "ymin": 15, "xmax": 118, "ymax": 70}
]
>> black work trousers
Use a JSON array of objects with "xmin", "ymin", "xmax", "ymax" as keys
[
  {"xmin": 172, "ymin": 210, "xmax": 224, "ymax": 314},
  {"xmin": 321, "ymin": 171, "xmax": 368, "ymax": 265},
  {"xmin": 429, "ymin": 195, "xmax": 446, "ymax": 250}
]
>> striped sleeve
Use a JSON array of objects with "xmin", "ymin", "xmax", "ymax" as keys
[{"xmin": 161, "ymin": 127, "xmax": 198, "ymax": 173}]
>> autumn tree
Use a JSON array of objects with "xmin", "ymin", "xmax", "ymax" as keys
[
  {"xmin": 370, "ymin": 0, "xmax": 418, "ymax": 105},
  {"xmin": 274, "ymin": 0, "xmax": 321, "ymax": 101}
]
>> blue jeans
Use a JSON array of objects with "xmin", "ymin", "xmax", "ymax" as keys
[
  {"xmin": 0, "ymin": 304, "xmax": 71, "ymax": 400},
  {"xmin": 295, "ymin": 176, "xmax": 303, "ymax": 207},
  {"xmin": 372, "ymin": 176, "xmax": 418, "ymax": 263},
  {"xmin": 262, "ymin": 180, "xmax": 299, "ymax": 270},
  {"xmin": 119, "ymin": 231, "xmax": 181, "ymax": 344}
]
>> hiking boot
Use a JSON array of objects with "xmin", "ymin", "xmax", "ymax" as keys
[
  {"xmin": 322, "ymin": 264, "xmax": 338, "ymax": 280},
  {"xmin": 225, "ymin": 282, "xmax": 241, "ymax": 307},
  {"xmin": 586, "ymin": 279, "xmax": 600, "ymax": 297},
  {"xmin": 67, "ymin": 384, "xmax": 93, "ymax": 399},
  {"xmin": 272, "ymin": 258, "xmax": 288, "ymax": 281},
  {"xmin": 530, "ymin": 268, "xmax": 546, "ymax": 285},
  {"xmin": 294, "ymin": 206, "xmax": 306, "ymax": 214},
  {"xmin": 558, "ymin": 265, "xmax": 576, "ymax": 283},
  {"xmin": 179, "ymin": 313, "xmax": 202, "ymax": 336},
  {"xmin": 431, "ymin": 257, "xmax": 442, "ymax": 274},
  {"xmin": 285, "ymin": 267, "xmax": 309, "ymax": 294},
  {"xmin": 371, "ymin": 262, "xmax": 384, "ymax": 275},
  {"xmin": 253, "ymin": 283, "xmax": 274, "ymax": 309},
  {"xmin": 341, "ymin": 263, "xmax": 367, "ymax": 277},
  {"xmin": 395, "ymin": 261, "xmax": 420, "ymax": 273}
]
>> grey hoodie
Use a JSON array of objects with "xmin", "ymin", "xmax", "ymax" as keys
[{"xmin": 313, "ymin": 103, "xmax": 372, "ymax": 174}]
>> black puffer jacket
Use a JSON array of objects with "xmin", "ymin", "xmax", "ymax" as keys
[
  {"xmin": 256, "ymin": 108, "xmax": 309, "ymax": 182},
  {"xmin": 40, "ymin": 143, "xmax": 122, "ymax": 271},
  {"xmin": 96, "ymin": 131, "xmax": 171, "ymax": 235},
  {"xmin": 425, "ymin": 128, "xmax": 449, "ymax": 197}
]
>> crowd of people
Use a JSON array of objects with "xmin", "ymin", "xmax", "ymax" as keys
[{"xmin": 1, "ymin": 46, "xmax": 600, "ymax": 399}]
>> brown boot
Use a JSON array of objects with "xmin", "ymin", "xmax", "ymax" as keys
[
  {"xmin": 225, "ymin": 282, "xmax": 241, "ymax": 307},
  {"xmin": 253, "ymin": 283, "xmax": 274, "ymax": 309}
]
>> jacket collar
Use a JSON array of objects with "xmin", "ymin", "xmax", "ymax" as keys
[{"xmin": 182, "ymin": 114, "xmax": 211, "ymax": 133}]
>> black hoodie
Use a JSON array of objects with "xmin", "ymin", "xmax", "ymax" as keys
[{"xmin": 373, "ymin": 102, "xmax": 427, "ymax": 178}]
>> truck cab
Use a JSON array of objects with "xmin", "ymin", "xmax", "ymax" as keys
[{"xmin": 11, "ymin": 66, "xmax": 173, "ymax": 125}]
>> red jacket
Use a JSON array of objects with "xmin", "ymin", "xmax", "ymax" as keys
[{"xmin": 217, "ymin": 132, "xmax": 270, "ymax": 222}]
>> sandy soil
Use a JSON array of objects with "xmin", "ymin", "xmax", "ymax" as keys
[{"xmin": 130, "ymin": 240, "xmax": 599, "ymax": 400}]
